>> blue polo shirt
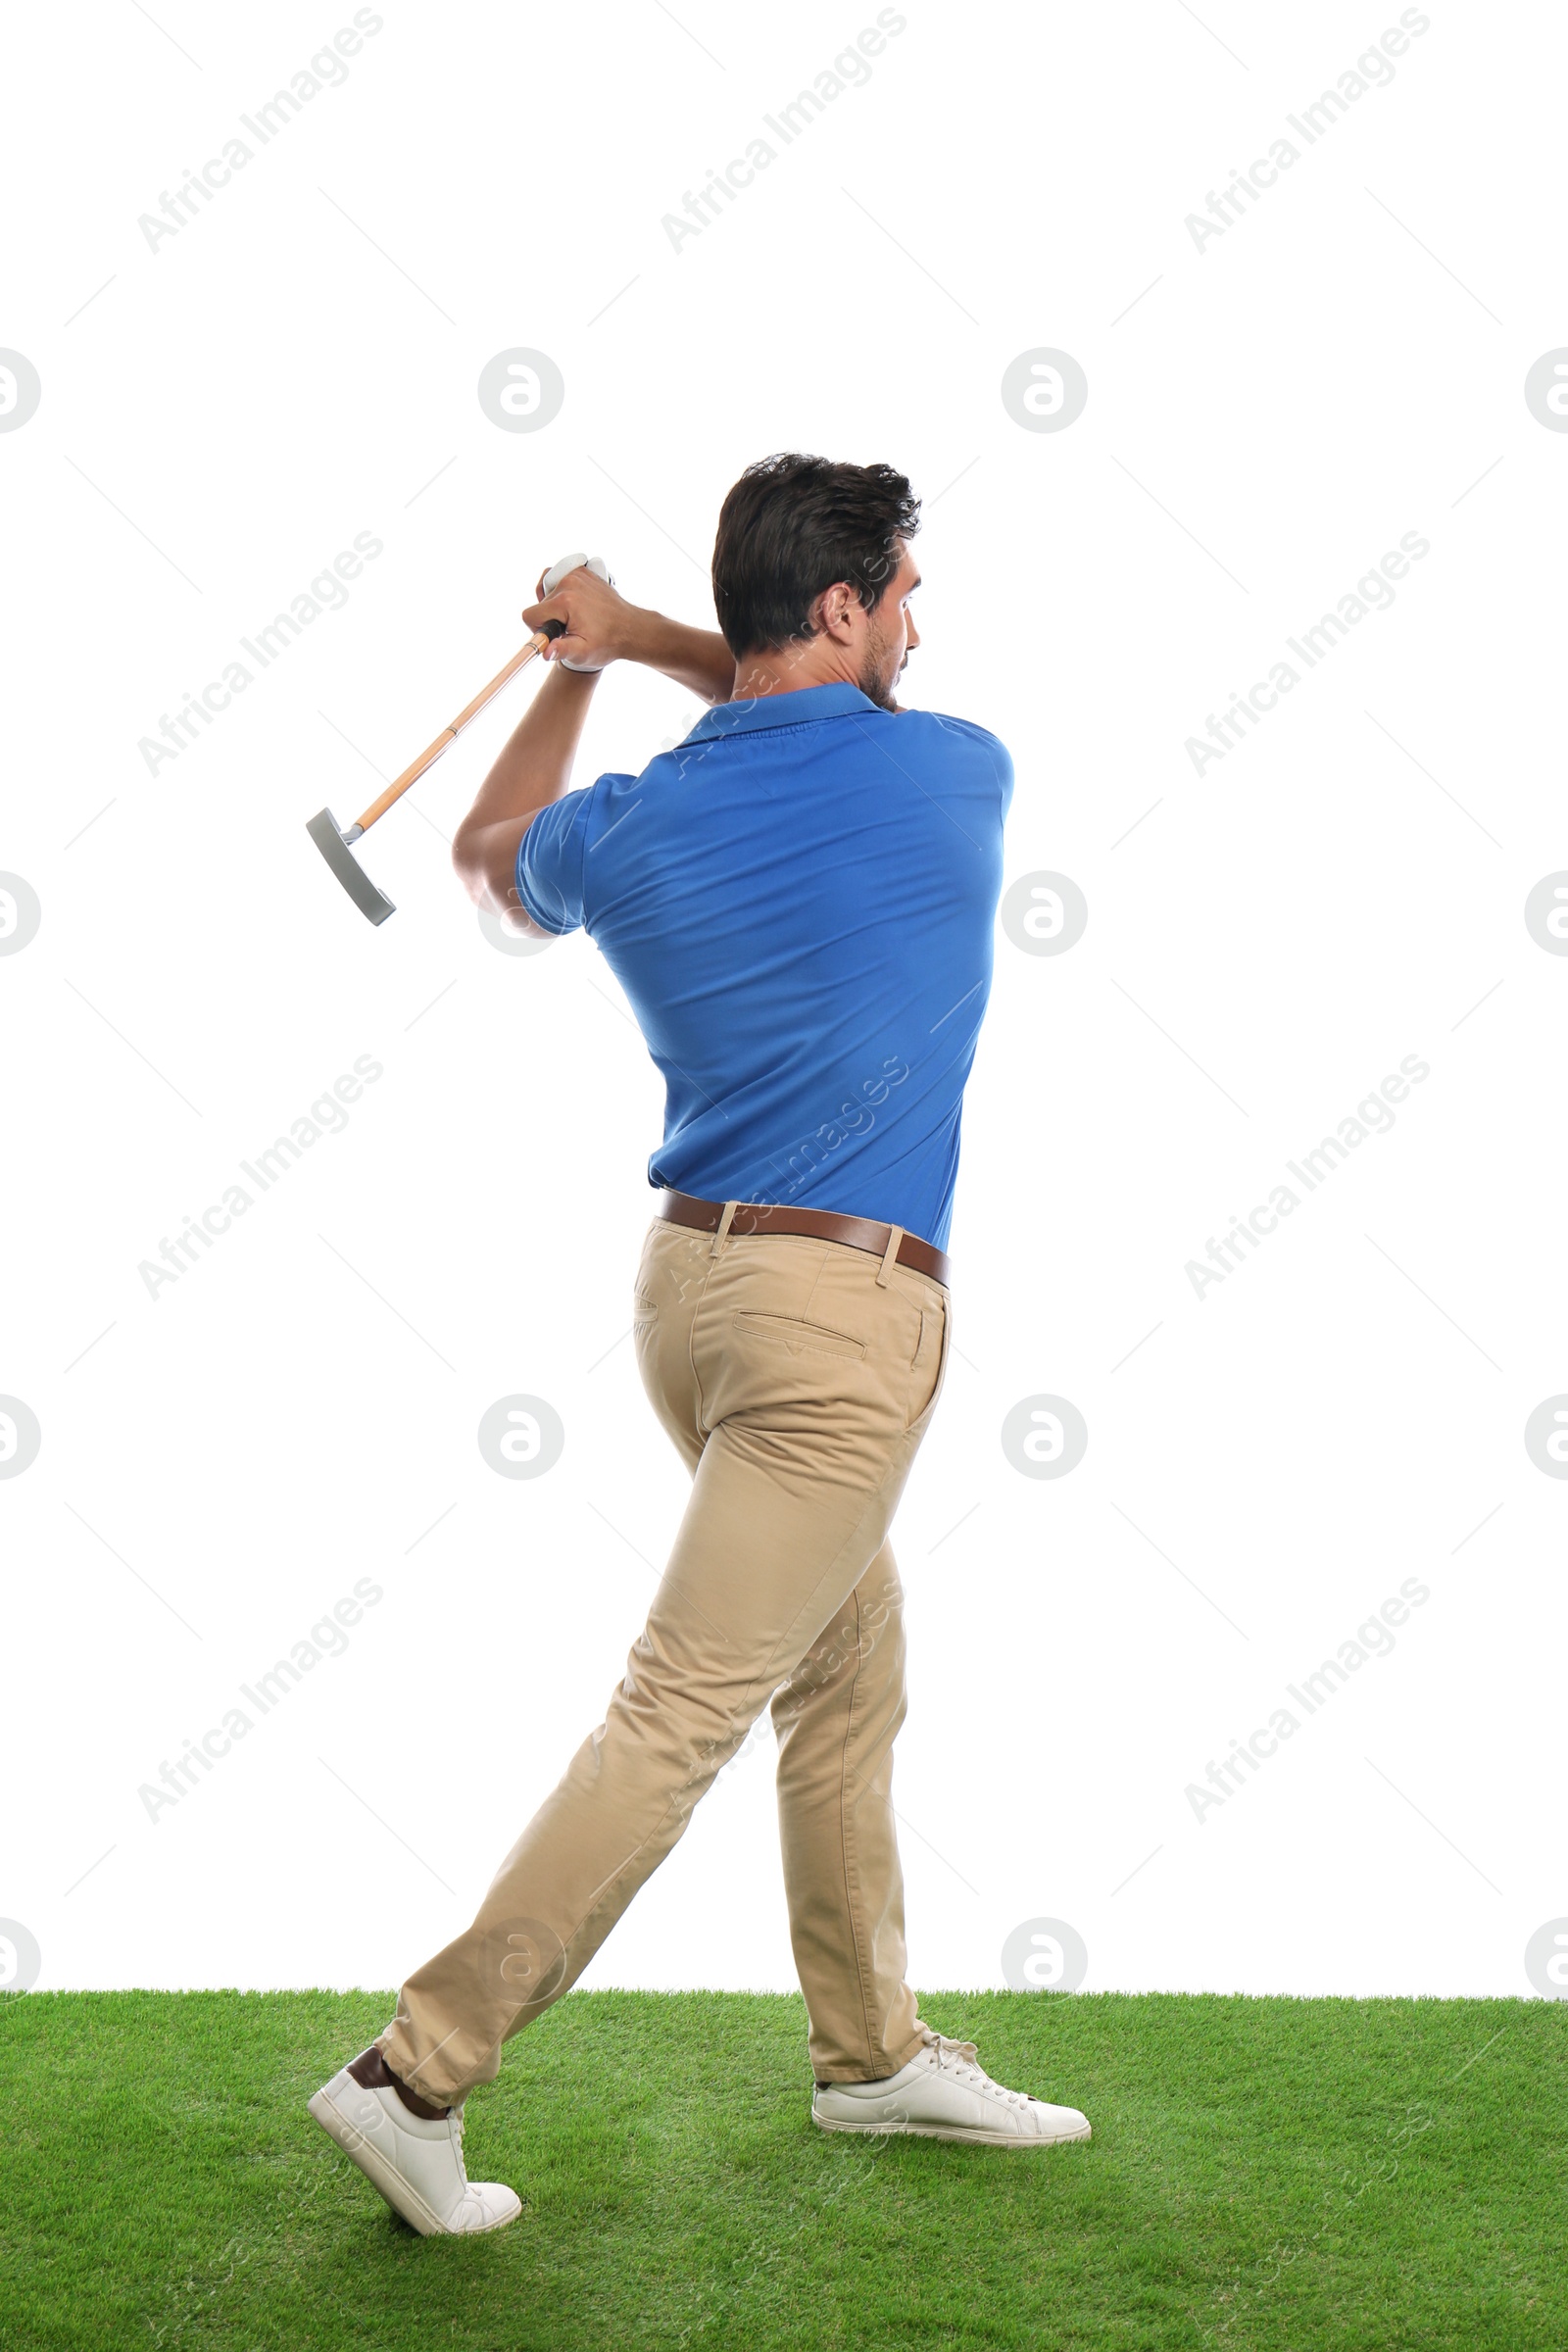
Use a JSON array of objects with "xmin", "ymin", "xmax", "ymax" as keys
[{"xmin": 516, "ymin": 682, "xmax": 1012, "ymax": 1250}]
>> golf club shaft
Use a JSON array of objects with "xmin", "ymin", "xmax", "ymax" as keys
[{"xmin": 353, "ymin": 626, "xmax": 562, "ymax": 834}]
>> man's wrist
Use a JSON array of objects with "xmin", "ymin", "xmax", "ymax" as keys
[{"xmin": 615, "ymin": 602, "xmax": 664, "ymax": 669}]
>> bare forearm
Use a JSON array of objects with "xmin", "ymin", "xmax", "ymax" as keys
[
  {"xmin": 622, "ymin": 609, "xmax": 736, "ymax": 705},
  {"xmin": 452, "ymin": 662, "xmax": 598, "ymax": 924}
]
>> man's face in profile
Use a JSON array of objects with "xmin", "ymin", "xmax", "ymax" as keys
[{"xmin": 858, "ymin": 543, "xmax": 922, "ymax": 711}]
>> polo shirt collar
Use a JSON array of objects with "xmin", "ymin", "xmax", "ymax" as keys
[{"xmin": 681, "ymin": 681, "xmax": 880, "ymax": 744}]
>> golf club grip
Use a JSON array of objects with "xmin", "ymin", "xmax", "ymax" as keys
[{"xmin": 352, "ymin": 623, "xmax": 566, "ymax": 833}]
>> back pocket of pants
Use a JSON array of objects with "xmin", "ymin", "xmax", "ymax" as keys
[{"xmin": 732, "ymin": 1309, "xmax": 867, "ymax": 1361}]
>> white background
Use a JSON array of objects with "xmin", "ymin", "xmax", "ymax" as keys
[{"xmin": 3, "ymin": 0, "xmax": 1564, "ymax": 2004}]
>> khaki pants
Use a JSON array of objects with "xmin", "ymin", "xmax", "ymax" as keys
[{"xmin": 381, "ymin": 1214, "xmax": 951, "ymax": 2104}]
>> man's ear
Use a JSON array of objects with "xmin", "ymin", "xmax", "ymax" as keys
[{"xmin": 815, "ymin": 581, "xmax": 858, "ymax": 642}]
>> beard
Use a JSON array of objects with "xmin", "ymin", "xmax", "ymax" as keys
[{"xmin": 857, "ymin": 626, "xmax": 906, "ymax": 712}]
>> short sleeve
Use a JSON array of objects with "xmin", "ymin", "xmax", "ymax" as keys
[
  {"xmin": 516, "ymin": 788, "xmax": 593, "ymax": 934},
  {"xmin": 926, "ymin": 712, "xmax": 1014, "ymax": 821},
  {"xmin": 990, "ymin": 735, "xmax": 1015, "ymax": 821}
]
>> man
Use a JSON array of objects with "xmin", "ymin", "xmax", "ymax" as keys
[{"xmin": 309, "ymin": 454, "xmax": 1090, "ymax": 2235}]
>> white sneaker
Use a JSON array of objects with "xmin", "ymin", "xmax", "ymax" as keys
[
  {"xmin": 308, "ymin": 2049, "xmax": 522, "ymax": 2235},
  {"xmin": 812, "ymin": 2032, "xmax": 1091, "ymax": 2149}
]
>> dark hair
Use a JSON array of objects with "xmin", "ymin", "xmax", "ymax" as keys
[{"xmin": 710, "ymin": 453, "xmax": 921, "ymax": 657}]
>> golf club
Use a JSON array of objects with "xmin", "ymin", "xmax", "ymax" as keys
[{"xmin": 307, "ymin": 552, "xmax": 612, "ymax": 925}]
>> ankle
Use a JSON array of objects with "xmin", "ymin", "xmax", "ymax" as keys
[
  {"xmin": 347, "ymin": 2044, "xmax": 451, "ymax": 2121},
  {"xmin": 388, "ymin": 2069, "xmax": 452, "ymax": 2123}
]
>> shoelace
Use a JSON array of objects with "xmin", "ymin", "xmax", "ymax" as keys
[{"xmin": 922, "ymin": 2032, "xmax": 1036, "ymax": 2109}]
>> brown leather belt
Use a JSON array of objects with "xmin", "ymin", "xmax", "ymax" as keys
[{"xmin": 656, "ymin": 1190, "xmax": 951, "ymax": 1287}]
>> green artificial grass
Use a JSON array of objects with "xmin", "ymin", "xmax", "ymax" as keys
[{"xmin": 0, "ymin": 1988, "xmax": 1562, "ymax": 2350}]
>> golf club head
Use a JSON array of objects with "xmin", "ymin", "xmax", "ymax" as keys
[{"xmin": 306, "ymin": 808, "xmax": 396, "ymax": 926}]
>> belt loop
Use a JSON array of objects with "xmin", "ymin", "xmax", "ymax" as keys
[
  {"xmin": 711, "ymin": 1199, "xmax": 740, "ymax": 1256},
  {"xmin": 875, "ymin": 1223, "xmax": 905, "ymax": 1287}
]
